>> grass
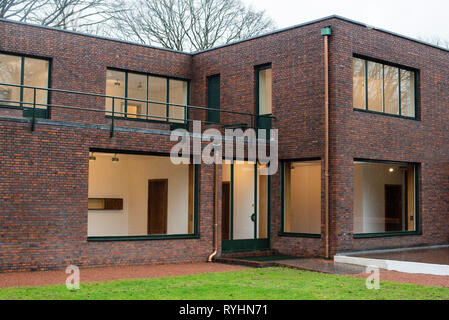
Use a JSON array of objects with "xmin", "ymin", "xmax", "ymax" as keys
[{"xmin": 0, "ymin": 268, "xmax": 448, "ymax": 300}]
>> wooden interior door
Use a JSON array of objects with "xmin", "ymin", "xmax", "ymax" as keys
[
  {"xmin": 222, "ymin": 182, "xmax": 231, "ymax": 240},
  {"xmin": 385, "ymin": 185, "xmax": 403, "ymax": 232},
  {"xmin": 148, "ymin": 179, "xmax": 168, "ymax": 235}
]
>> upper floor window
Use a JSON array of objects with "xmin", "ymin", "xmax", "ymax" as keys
[
  {"xmin": 105, "ymin": 69, "xmax": 188, "ymax": 123},
  {"xmin": 0, "ymin": 53, "xmax": 50, "ymax": 118},
  {"xmin": 353, "ymin": 57, "xmax": 416, "ymax": 118},
  {"xmin": 256, "ymin": 64, "xmax": 272, "ymax": 136}
]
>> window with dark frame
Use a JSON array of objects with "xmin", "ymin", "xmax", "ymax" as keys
[
  {"xmin": 353, "ymin": 57, "xmax": 417, "ymax": 118},
  {"xmin": 353, "ymin": 160, "xmax": 419, "ymax": 237},
  {"xmin": 256, "ymin": 64, "xmax": 272, "ymax": 134},
  {"xmin": 105, "ymin": 69, "xmax": 188, "ymax": 123},
  {"xmin": 0, "ymin": 52, "xmax": 50, "ymax": 118},
  {"xmin": 87, "ymin": 152, "xmax": 199, "ymax": 240},
  {"xmin": 282, "ymin": 160, "xmax": 322, "ymax": 236}
]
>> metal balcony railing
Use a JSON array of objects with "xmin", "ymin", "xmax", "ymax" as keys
[{"xmin": 0, "ymin": 82, "xmax": 276, "ymax": 136}]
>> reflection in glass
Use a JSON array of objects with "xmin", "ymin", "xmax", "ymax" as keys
[
  {"xmin": 105, "ymin": 70, "xmax": 125, "ymax": 116},
  {"xmin": 0, "ymin": 54, "xmax": 22, "ymax": 107}
]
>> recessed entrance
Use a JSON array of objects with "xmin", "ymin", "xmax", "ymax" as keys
[{"xmin": 221, "ymin": 162, "xmax": 270, "ymax": 253}]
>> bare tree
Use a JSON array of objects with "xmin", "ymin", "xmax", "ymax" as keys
[
  {"xmin": 110, "ymin": 0, "xmax": 275, "ymax": 52},
  {"xmin": 0, "ymin": 0, "xmax": 126, "ymax": 33},
  {"xmin": 418, "ymin": 35, "xmax": 449, "ymax": 50},
  {"xmin": 0, "ymin": 0, "xmax": 45, "ymax": 21}
]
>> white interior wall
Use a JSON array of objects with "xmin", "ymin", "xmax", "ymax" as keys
[
  {"xmin": 289, "ymin": 162, "xmax": 321, "ymax": 234},
  {"xmin": 233, "ymin": 163, "xmax": 255, "ymax": 240},
  {"xmin": 88, "ymin": 154, "xmax": 129, "ymax": 236},
  {"xmin": 353, "ymin": 163, "xmax": 403, "ymax": 234},
  {"xmin": 88, "ymin": 154, "xmax": 189, "ymax": 237}
]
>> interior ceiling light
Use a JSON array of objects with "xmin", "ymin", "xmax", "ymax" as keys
[
  {"xmin": 89, "ymin": 152, "xmax": 96, "ymax": 161},
  {"xmin": 137, "ymin": 82, "xmax": 143, "ymax": 89},
  {"xmin": 112, "ymin": 154, "xmax": 120, "ymax": 162},
  {"xmin": 114, "ymin": 79, "xmax": 121, "ymax": 87},
  {"xmin": 389, "ymin": 168, "xmax": 395, "ymax": 173}
]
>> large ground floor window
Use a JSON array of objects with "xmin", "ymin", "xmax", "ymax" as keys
[
  {"xmin": 88, "ymin": 152, "xmax": 197, "ymax": 238},
  {"xmin": 282, "ymin": 160, "xmax": 322, "ymax": 236},
  {"xmin": 354, "ymin": 160, "xmax": 418, "ymax": 235}
]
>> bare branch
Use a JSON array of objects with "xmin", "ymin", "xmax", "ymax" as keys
[
  {"xmin": 109, "ymin": 0, "xmax": 275, "ymax": 52},
  {"xmin": 418, "ymin": 35, "xmax": 449, "ymax": 49}
]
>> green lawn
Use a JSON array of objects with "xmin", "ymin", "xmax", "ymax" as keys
[{"xmin": 1, "ymin": 268, "xmax": 448, "ymax": 300}]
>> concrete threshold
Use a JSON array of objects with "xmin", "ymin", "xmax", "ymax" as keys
[{"xmin": 335, "ymin": 245, "xmax": 449, "ymax": 276}]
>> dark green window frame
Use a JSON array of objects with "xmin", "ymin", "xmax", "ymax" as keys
[
  {"xmin": 105, "ymin": 68, "xmax": 190, "ymax": 126},
  {"xmin": 279, "ymin": 159, "xmax": 322, "ymax": 239},
  {"xmin": 0, "ymin": 51, "xmax": 51, "ymax": 119},
  {"xmin": 255, "ymin": 63, "xmax": 272, "ymax": 136},
  {"xmin": 87, "ymin": 149, "xmax": 200, "ymax": 242},
  {"xmin": 206, "ymin": 74, "xmax": 220, "ymax": 123},
  {"xmin": 221, "ymin": 162, "xmax": 271, "ymax": 253},
  {"xmin": 353, "ymin": 158, "xmax": 421, "ymax": 239},
  {"xmin": 353, "ymin": 54, "xmax": 419, "ymax": 120}
]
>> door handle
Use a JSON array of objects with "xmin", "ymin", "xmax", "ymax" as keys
[{"xmin": 251, "ymin": 214, "xmax": 256, "ymax": 222}]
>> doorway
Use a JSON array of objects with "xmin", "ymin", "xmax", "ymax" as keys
[
  {"xmin": 385, "ymin": 184, "xmax": 403, "ymax": 232},
  {"xmin": 221, "ymin": 162, "xmax": 270, "ymax": 253},
  {"xmin": 148, "ymin": 179, "xmax": 168, "ymax": 235}
]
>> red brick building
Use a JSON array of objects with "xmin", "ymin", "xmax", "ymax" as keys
[{"xmin": 0, "ymin": 15, "xmax": 448, "ymax": 272}]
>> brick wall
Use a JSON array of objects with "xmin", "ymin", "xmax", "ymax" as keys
[
  {"xmin": 0, "ymin": 17, "xmax": 448, "ymax": 271},
  {"xmin": 328, "ymin": 18, "xmax": 449, "ymax": 254}
]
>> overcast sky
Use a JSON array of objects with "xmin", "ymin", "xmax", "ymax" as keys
[{"xmin": 243, "ymin": 0, "xmax": 449, "ymax": 42}]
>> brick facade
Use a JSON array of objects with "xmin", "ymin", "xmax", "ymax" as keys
[{"xmin": 0, "ymin": 16, "xmax": 448, "ymax": 271}]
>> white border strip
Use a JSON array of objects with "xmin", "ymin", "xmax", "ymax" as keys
[{"xmin": 335, "ymin": 256, "xmax": 449, "ymax": 276}]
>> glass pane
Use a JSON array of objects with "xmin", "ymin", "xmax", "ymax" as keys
[
  {"xmin": 169, "ymin": 79, "xmax": 187, "ymax": 123},
  {"xmin": 105, "ymin": 70, "xmax": 125, "ymax": 116},
  {"xmin": 384, "ymin": 65, "xmax": 399, "ymax": 115},
  {"xmin": 222, "ymin": 163, "xmax": 231, "ymax": 240},
  {"xmin": 88, "ymin": 153, "xmax": 194, "ymax": 237},
  {"xmin": 233, "ymin": 162, "xmax": 255, "ymax": 240},
  {"xmin": 127, "ymin": 73, "xmax": 147, "ymax": 119},
  {"xmin": 284, "ymin": 161, "xmax": 321, "ymax": 234},
  {"xmin": 367, "ymin": 61, "xmax": 383, "ymax": 112},
  {"xmin": 23, "ymin": 58, "xmax": 49, "ymax": 109},
  {"xmin": 0, "ymin": 54, "xmax": 21, "ymax": 107},
  {"xmin": 354, "ymin": 162, "xmax": 416, "ymax": 234},
  {"xmin": 353, "ymin": 58, "xmax": 366, "ymax": 110},
  {"xmin": 257, "ymin": 164, "xmax": 268, "ymax": 239},
  {"xmin": 188, "ymin": 164, "xmax": 195, "ymax": 234},
  {"xmin": 401, "ymin": 70, "xmax": 415, "ymax": 117},
  {"xmin": 258, "ymin": 68, "xmax": 272, "ymax": 115},
  {"xmin": 148, "ymin": 76, "xmax": 167, "ymax": 121}
]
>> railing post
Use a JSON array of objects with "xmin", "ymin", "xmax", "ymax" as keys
[
  {"xmin": 110, "ymin": 98, "xmax": 115, "ymax": 138},
  {"xmin": 31, "ymin": 87, "xmax": 36, "ymax": 132}
]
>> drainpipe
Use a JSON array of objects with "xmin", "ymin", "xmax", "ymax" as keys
[
  {"xmin": 321, "ymin": 26, "xmax": 332, "ymax": 260},
  {"xmin": 208, "ymin": 143, "xmax": 221, "ymax": 262}
]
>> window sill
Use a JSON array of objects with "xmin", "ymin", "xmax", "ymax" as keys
[
  {"xmin": 278, "ymin": 232, "xmax": 321, "ymax": 239},
  {"xmin": 354, "ymin": 231, "xmax": 422, "ymax": 239},
  {"xmin": 354, "ymin": 108, "xmax": 419, "ymax": 121},
  {"xmin": 87, "ymin": 234, "xmax": 199, "ymax": 242}
]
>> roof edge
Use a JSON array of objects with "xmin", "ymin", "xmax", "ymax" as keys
[
  {"xmin": 0, "ymin": 18, "xmax": 192, "ymax": 56},
  {"xmin": 193, "ymin": 14, "xmax": 449, "ymax": 55},
  {"xmin": 1, "ymin": 15, "xmax": 448, "ymax": 56}
]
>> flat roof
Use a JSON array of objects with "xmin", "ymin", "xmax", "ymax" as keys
[{"xmin": 1, "ymin": 15, "xmax": 448, "ymax": 55}]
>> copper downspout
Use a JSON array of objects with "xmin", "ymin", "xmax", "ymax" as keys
[
  {"xmin": 323, "ymin": 29, "xmax": 331, "ymax": 260},
  {"xmin": 208, "ymin": 151, "xmax": 220, "ymax": 262}
]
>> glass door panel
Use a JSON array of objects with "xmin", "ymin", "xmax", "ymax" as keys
[{"xmin": 233, "ymin": 162, "xmax": 255, "ymax": 240}]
